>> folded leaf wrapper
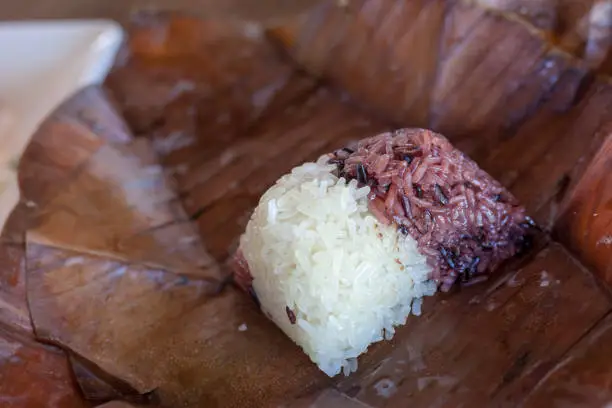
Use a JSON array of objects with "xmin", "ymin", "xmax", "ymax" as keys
[
  {"xmin": 3, "ymin": 2, "xmax": 612, "ymax": 407},
  {"xmin": 0, "ymin": 329, "xmax": 88, "ymax": 408}
]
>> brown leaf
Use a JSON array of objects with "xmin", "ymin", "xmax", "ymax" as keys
[
  {"xmin": 0, "ymin": 329, "xmax": 86, "ymax": 408},
  {"xmin": 556, "ymin": 123, "xmax": 612, "ymax": 285},
  {"xmin": 53, "ymin": 85, "xmax": 133, "ymax": 145},
  {"xmin": 0, "ymin": 195, "xmax": 33, "ymax": 336},
  {"xmin": 106, "ymin": 13, "xmax": 317, "ymax": 146},
  {"xmin": 267, "ymin": 0, "xmax": 602, "ymax": 161},
  {"xmin": 289, "ymin": 388, "xmax": 374, "ymax": 408},
  {"xmin": 28, "ymin": 139, "xmax": 220, "ymax": 276},
  {"xmin": 0, "ymin": 240, "xmax": 30, "ymax": 335},
  {"xmin": 522, "ymin": 314, "xmax": 612, "ymax": 406},
  {"xmin": 333, "ymin": 244, "xmax": 610, "ymax": 407},
  {"xmin": 8, "ymin": 3, "xmax": 612, "ymax": 407},
  {"xmin": 0, "ymin": 0, "xmax": 327, "ymax": 26},
  {"xmin": 270, "ymin": 0, "xmax": 447, "ymax": 127},
  {"xmin": 19, "ymin": 115, "xmax": 105, "ymax": 208},
  {"xmin": 475, "ymin": 0, "xmax": 558, "ymax": 31},
  {"xmin": 26, "ymin": 243, "xmax": 328, "ymax": 407},
  {"xmin": 97, "ymin": 402, "xmax": 153, "ymax": 408},
  {"xmin": 97, "ymin": 403, "xmax": 139, "ymax": 408},
  {"xmin": 69, "ymin": 353, "xmax": 151, "ymax": 403}
]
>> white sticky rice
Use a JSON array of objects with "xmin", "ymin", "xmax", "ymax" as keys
[{"xmin": 239, "ymin": 157, "xmax": 435, "ymax": 376}]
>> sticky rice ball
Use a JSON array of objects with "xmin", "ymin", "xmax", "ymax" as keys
[
  {"xmin": 234, "ymin": 128, "xmax": 533, "ymax": 377},
  {"xmin": 237, "ymin": 157, "xmax": 434, "ymax": 376}
]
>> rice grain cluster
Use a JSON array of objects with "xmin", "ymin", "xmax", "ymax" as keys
[
  {"xmin": 330, "ymin": 129, "xmax": 532, "ymax": 291},
  {"xmin": 238, "ymin": 158, "xmax": 434, "ymax": 376}
]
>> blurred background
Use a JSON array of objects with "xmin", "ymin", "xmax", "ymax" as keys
[{"xmin": 0, "ymin": 0, "xmax": 326, "ymax": 25}]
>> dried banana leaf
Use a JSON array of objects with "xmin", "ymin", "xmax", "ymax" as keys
[
  {"xmin": 21, "ymin": 83, "xmax": 236, "ymax": 405},
  {"xmin": 268, "ymin": 0, "xmax": 612, "ymax": 228},
  {"xmin": 0, "ymin": 223, "xmax": 29, "ymax": 335},
  {"xmin": 0, "ymin": 329, "xmax": 86, "ymax": 408},
  {"xmin": 27, "ymin": 140, "xmax": 219, "ymax": 274},
  {"xmin": 3, "ymin": 1, "xmax": 612, "ymax": 407}
]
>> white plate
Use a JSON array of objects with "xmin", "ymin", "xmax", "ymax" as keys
[{"xmin": 0, "ymin": 20, "xmax": 124, "ymax": 231}]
